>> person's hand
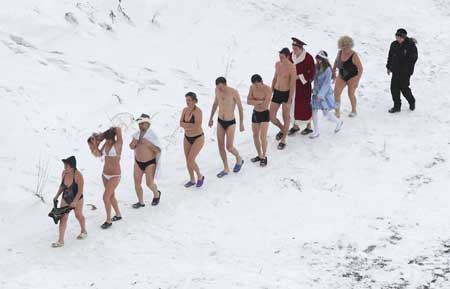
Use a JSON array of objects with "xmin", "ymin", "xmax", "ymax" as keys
[
  {"xmin": 348, "ymin": 78, "xmax": 359, "ymax": 89},
  {"xmin": 240, "ymin": 123, "xmax": 245, "ymax": 132},
  {"xmin": 53, "ymin": 196, "xmax": 58, "ymax": 203},
  {"xmin": 69, "ymin": 201, "xmax": 77, "ymax": 208},
  {"xmin": 208, "ymin": 119, "xmax": 213, "ymax": 128},
  {"xmin": 316, "ymin": 95, "xmax": 321, "ymax": 102},
  {"xmin": 387, "ymin": 69, "xmax": 391, "ymax": 75}
]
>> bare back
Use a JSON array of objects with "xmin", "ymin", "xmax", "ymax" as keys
[{"xmin": 216, "ymin": 87, "xmax": 238, "ymax": 121}]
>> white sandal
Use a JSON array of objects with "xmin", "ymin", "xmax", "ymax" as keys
[
  {"xmin": 76, "ymin": 232, "xmax": 87, "ymax": 240},
  {"xmin": 51, "ymin": 241, "xmax": 64, "ymax": 248}
]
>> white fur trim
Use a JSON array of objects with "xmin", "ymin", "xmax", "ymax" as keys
[
  {"xmin": 299, "ymin": 74, "xmax": 307, "ymax": 85},
  {"xmin": 292, "ymin": 49, "xmax": 306, "ymax": 64}
]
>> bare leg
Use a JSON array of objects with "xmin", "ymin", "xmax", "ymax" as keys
[
  {"xmin": 334, "ymin": 77, "xmax": 347, "ymax": 118},
  {"xmin": 74, "ymin": 198, "xmax": 86, "ymax": 233},
  {"xmin": 217, "ymin": 124, "xmax": 230, "ymax": 172},
  {"xmin": 102, "ymin": 175, "xmax": 120, "ymax": 223},
  {"xmin": 348, "ymin": 83, "xmax": 357, "ymax": 114},
  {"xmin": 183, "ymin": 138, "xmax": 195, "ymax": 182},
  {"xmin": 269, "ymin": 102, "xmax": 283, "ymax": 131},
  {"xmin": 133, "ymin": 163, "xmax": 145, "ymax": 204},
  {"xmin": 188, "ymin": 135, "xmax": 205, "ymax": 180},
  {"xmin": 57, "ymin": 199, "xmax": 69, "ymax": 244},
  {"xmin": 260, "ymin": 121, "xmax": 269, "ymax": 158},
  {"xmin": 252, "ymin": 123, "xmax": 262, "ymax": 158},
  {"xmin": 280, "ymin": 103, "xmax": 291, "ymax": 144},
  {"xmin": 144, "ymin": 164, "xmax": 159, "ymax": 198},
  {"xmin": 225, "ymin": 125, "xmax": 241, "ymax": 164}
]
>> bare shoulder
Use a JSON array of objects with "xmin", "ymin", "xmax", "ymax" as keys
[{"xmin": 75, "ymin": 170, "xmax": 83, "ymax": 180}]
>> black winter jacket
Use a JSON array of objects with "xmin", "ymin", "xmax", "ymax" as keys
[{"xmin": 386, "ymin": 37, "xmax": 418, "ymax": 75}]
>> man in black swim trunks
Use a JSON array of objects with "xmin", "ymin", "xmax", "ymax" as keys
[
  {"xmin": 130, "ymin": 114, "xmax": 162, "ymax": 208},
  {"xmin": 247, "ymin": 74, "xmax": 271, "ymax": 166},
  {"xmin": 270, "ymin": 48, "xmax": 297, "ymax": 150},
  {"xmin": 208, "ymin": 77, "xmax": 245, "ymax": 178}
]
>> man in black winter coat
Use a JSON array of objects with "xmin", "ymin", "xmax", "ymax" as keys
[{"xmin": 386, "ymin": 28, "xmax": 418, "ymax": 113}]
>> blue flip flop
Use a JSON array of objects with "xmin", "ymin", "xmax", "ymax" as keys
[
  {"xmin": 216, "ymin": 171, "xmax": 228, "ymax": 178},
  {"xmin": 233, "ymin": 160, "xmax": 244, "ymax": 173}
]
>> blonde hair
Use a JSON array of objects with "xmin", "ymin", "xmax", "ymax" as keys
[{"xmin": 338, "ymin": 35, "xmax": 354, "ymax": 49}]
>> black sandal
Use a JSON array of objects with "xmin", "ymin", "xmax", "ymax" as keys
[
  {"xmin": 152, "ymin": 191, "xmax": 161, "ymax": 206},
  {"xmin": 277, "ymin": 142, "xmax": 286, "ymax": 150},
  {"xmin": 101, "ymin": 222, "xmax": 112, "ymax": 229},
  {"xmin": 300, "ymin": 128, "xmax": 314, "ymax": 135},
  {"xmin": 288, "ymin": 127, "xmax": 300, "ymax": 136},
  {"xmin": 251, "ymin": 156, "xmax": 261, "ymax": 163},
  {"xmin": 260, "ymin": 157, "xmax": 268, "ymax": 167},
  {"xmin": 132, "ymin": 202, "xmax": 145, "ymax": 209},
  {"xmin": 275, "ymin": 131, "xmax": 283, "ymax": 141},
  {"xmin": 112, "ymin": 216, "xmax": 122, "ymax": 222}
]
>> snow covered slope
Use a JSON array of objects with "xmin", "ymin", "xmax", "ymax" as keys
[{"xmin": 1, "ymin": 0, "xmax": 450, "ymax": 288}]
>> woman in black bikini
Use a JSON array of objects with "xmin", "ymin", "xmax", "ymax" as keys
[
  {"xmin": 180, "ymin": 92, "xmax": 205, "ymax": 187},
  {"xmin": 51, "ymin": 156, "xmax": 87, "ymax": 247},
  {"xmin": 88, "ymin": 127, "xmax": 123, "ymax": 229},
  {"xmin": 332, "ymin": 36, "xmax": 364, "ymax": 118}
]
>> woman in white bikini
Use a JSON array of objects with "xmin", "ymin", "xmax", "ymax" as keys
[{"xmin": 88, "ymin": 127, "xmax": 123, "ymax": 229}]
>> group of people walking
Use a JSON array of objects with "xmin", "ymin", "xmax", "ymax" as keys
[{"xmin": 50, "ymin": 29, "xmax": 418, "ymax": 247}]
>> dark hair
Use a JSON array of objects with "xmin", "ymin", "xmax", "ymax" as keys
[
  {"xmin": 316, "ymin": 59, "xmax": 331, "ymax": 73},
  {"xmin": 185, "ymin": 91, "xmax": 198, "ymax": 103},
  {"xmin": 279, "ymin": 47, "xmax": 290, "ymax": 57},
  {"xmin": 215, "ymin": 76, "xmax": 227, "ymax": 85},
  {"xmin": 103, "ymin": 127, "xmax": 116, "ymax": 141},
  {"xmin": 251, "ymin": 74, "xmax": 263, "ymax": 84}
]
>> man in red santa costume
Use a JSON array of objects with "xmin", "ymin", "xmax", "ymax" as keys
[{"xmin": 288, "ymin": 37, "xmax": 315, "ymax": 136}]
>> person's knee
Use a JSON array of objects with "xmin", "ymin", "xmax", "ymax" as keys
[
  {"xmin": 226, "ymin": 143, "xmax": 234, "ymax": 152},
  {"xmin": 146, "ymin": 179, "xmax": 155, "ymax": 188},
  {"xmin": 75, "ymin": 212, "xmax": 84, "ymax": 220}
]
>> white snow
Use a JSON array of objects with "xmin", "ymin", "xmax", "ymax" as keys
[{"xmin": 1, "ymin": 0, "xmax": 450, "ymax": 288}]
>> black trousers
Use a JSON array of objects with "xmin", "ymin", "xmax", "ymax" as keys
[{"xmin": 390, "ymin": 73, "xmax": 415, "ymax": 109}]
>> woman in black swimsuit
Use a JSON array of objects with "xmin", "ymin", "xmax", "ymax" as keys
[
  {"xmin": 332, "ymin": 35, "xmax": 364, "ymax": 118},
  {"xmin": 51, "ymin": 156, "xmax": 87, "ymax": 247},
  {"xmin": 180, "ymin": 92, "xmax": 205, "ymax": 188}
]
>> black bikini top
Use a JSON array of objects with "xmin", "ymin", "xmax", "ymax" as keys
[{"xmin": 183, "ymin": 107, "xmax": 196, "ymax": 124}]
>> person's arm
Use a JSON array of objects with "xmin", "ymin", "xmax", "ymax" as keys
[
  {"xmin": 70, "ymin": 171, "xmax": 84, "ymax": 207},
  {"xmin": 288, "ymin": 65, "xmax": 297, "ymax": 104},
  {"xmin": 386, "ymin": 42, "xmax": 394, "ymax": 75},
  {"xmin": 305, "ymin": 56, "xmax": 315, "ymax": 83},
  {"xmin": 53, "ymin": 173, "xmax": 64, "ymax": 201},
  {"xmin": 129, "ymin": 135, "xmax": 138, "ymax": 150},
  {"xmin": 246, "ymin": 86, "xmax": 261, "ymax": 106},
  {"xmin": 271, "ymin": 64, "xmax": 278, "ymax": 91},
  {"xmin": 353, "ymin": 53, "xmax": 364, "ymax": 86},
  {"xmin": 234, "ymin": 89, "xmax": 245, "ymax": 132},
  {"xmin": 115, "ymin": 127, "xmax": 123, "ymax": 154},
  {"xmin": 262, "ymin": 86, "xmax": 271, "ymax": 109},
  {"xmin": 179, "ymin": 108, "xmax": 190, "ymax": 129},
  {"xmin": 142, "ymin": 139, "xmax": 161, "ymax": 154},
  {"xmin": 208, "ymin": 92, "xmax": 219, "ymax": 127},
  {"xmin": 332, "ymin": 54, "xmax": 338, "ymax": 80},
  {"xmin": 193, "ymin": 108, "xmax": 203, "ymax": 131},
  {"xmin": 88, "ymin": 135, "xmax": 103, "ymax": 157},
  {"xmin": 406, "ymin": 41, "xmax": 418, "ymax": 73}
]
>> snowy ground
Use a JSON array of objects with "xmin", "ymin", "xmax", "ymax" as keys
[{"xmin": 1, "ymin": 0, "xmax": 450, "ymax": 288}]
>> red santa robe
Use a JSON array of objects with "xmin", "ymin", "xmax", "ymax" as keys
[{"xmin": 290, "ymin": 50, "xmax": 315, "ymax": 123}]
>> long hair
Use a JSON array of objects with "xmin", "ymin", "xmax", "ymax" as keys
[
  {"xmin": 103, "ymin": 127, "xmax": 116, "ymax": 142},
  {"xmin": 316, "ymin": 58, "xmax": 331, "ymax": 73}
]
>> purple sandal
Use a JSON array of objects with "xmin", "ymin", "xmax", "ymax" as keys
[
  {"xmin": 217, "ymin": 171, "xmax": 228, "ymax": 178},
  {"xmin": 184, "ymin": 181, "xmax": 196, "ymax": 188},
  {"xmin": 196, "ymin": 176, "xmax": 205, "ymax": 187}
]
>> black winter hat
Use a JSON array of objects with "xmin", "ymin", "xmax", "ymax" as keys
[
  {"xmin": 62, "ymin": 156, "xmax": 77, "ymax": 169},
  {"xmin": 396, "ymin": 28, "xmax": 407, "ymax": 38}
]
